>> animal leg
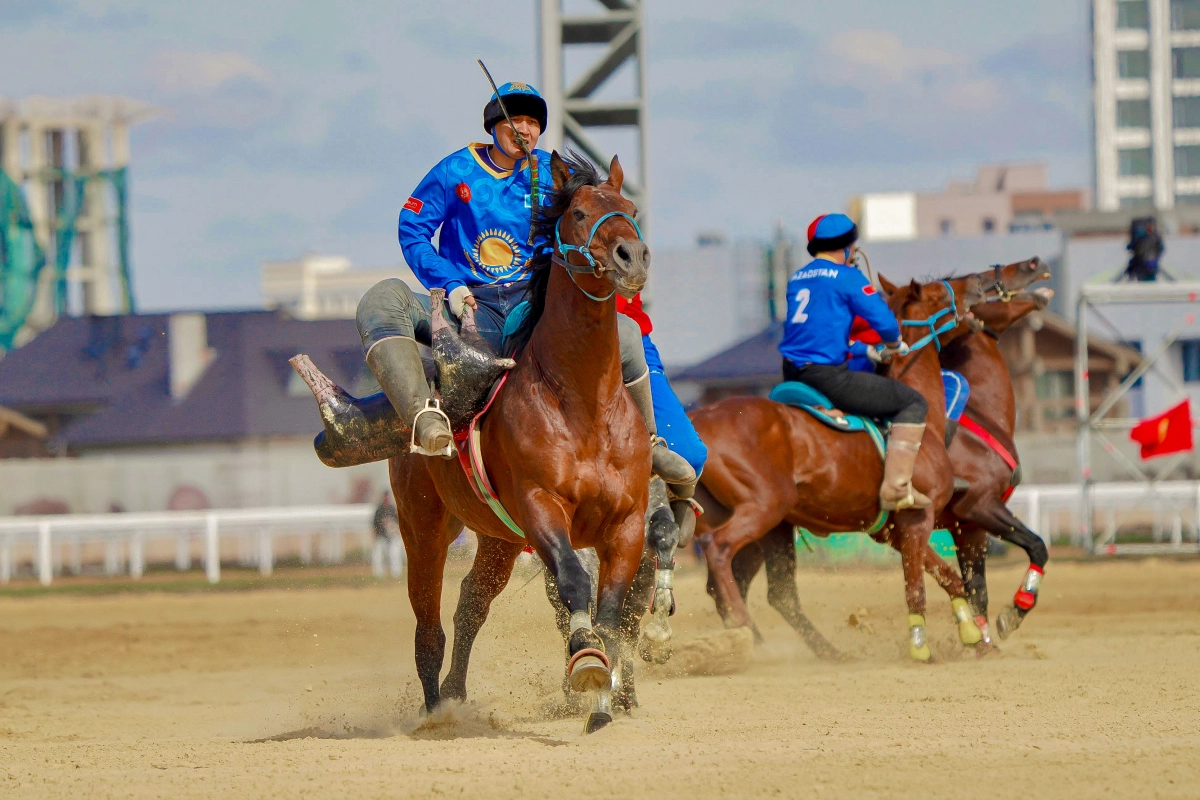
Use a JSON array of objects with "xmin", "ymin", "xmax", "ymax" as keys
[
  {"xmin": 591, "ymin": 514, "xmax": 651, "ymax": 732},
  {"xmin": 440, "ymin": 534, "xmax": 525, "ymax": 702},
  {"xmin": 950, "ymin": 525, "xmax": 992, "ymax": 643},
  {"xmin": 893, "ymin": 514, "xmax": 934, "ymax": 662},
  {"xmin": 982, "ymin": 504, "xmax": 1049, "ymax": 639},
  {"xmin": 699, "ymin": 505, "xmax": 780, "ymax": 640},
  {"xmin": 730, "ymin": 540, "xmax": 765, "ymax": 603},
  {"xmin": 760, "ymin": 523, "xmax": 844, "ymax": 660}
]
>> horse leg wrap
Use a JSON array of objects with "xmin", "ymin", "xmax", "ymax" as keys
[
  {"xmin": 908, "ymin": 614, "xmax": 931, "ymax": 662},
  {"xmin": 569, "ymin": 610, "xmax": 592, "ymax": 636},
  {"xmin": 1013, "ymin": 564, "xmax": 1044, "ymax": 611},
  {"xmin": 951, "ymin": 597, "xmax": 983, "ymax": 645},
  {"xmin": 974, "ymin": 615, "xmax": 992, "ymax": 646}
]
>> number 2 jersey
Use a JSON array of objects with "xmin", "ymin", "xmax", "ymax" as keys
[{"xmin": 778, "ymin": 258, "xmax": 900, "ymax": 367}]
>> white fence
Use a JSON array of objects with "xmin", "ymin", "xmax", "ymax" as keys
[
  {"xmin": 0, "ymin": 504, "xmax": 382, "ymax": 586},
  {"xmin": 1009, "ymin": 482, "xmax": 1200, "ymax": 555}
]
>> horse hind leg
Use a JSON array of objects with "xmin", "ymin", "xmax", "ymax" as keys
[
  {"xmin": 638, "ymin": 502, "xmax": 678, "ymax": 666},
  {"xmin": 983, "ymin": 505, "xmax": 1049, "ymax": 640},
  {"xmin": 440, "ymin": 534, "xmax": 525, "ymax": 703},
  {"xmin": 617, "ymin": 550, "xmax": 656, "ymax": 711},
  {"xmin": 760, "ymin": 523, "xmax": 846, "ymax": 661},
  {"xmin": 949, "ymin": 525, "xmax": 994, "ymax": 645},
  {"xmin": 907, "ymin": 536, "xmax": 983, "ymax": 651}
]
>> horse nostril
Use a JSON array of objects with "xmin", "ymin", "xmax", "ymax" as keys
[{"xmin": 616, "ymin": 244, "xmax": 630, "ymax": 262}]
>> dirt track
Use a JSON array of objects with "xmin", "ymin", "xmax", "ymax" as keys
[{"xmin": 2, "ymin": 557, "xmax": 1199, "ymax": 799}]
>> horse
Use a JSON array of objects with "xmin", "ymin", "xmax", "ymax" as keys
[
  {"xmin": 716, "ymin": 259, "xmax": 1051, "ymax": 654},
  {"xmin": 383, "ymin": 151, "xmax": 654, "ymax": 733},
  {"xmin": 690, "ymin": 274, "xmax": 987, "ymax": 662}
]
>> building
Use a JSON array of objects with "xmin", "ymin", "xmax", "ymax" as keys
[
  {"xmin": 0, "ymin": 310, "xmax": 386, "ymax": 514},
  {"xmin": 1091, "ymin": 0, "xmax": 1200, "ymax": 210},
  {"xmin": 261, "ymin": 254, "xmax": 418, "ymax": 320},
  {"xmin": 852, "ymin": 162, "xmax": 1088, "ymax": 241}
]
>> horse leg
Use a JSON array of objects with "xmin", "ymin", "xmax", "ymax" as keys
[
  {"xmin": 590, "ymin": 515, "xmax": 649, "ymax": 734},
  {"xmin": 440, "ymin": 534, "xmax": 525, "ymax": 702},
  {"xmin": 759, "ymin": 523, "xmax": 844, "ymax": 660},
  {"xmin": 699, "ymin": 505, "xmax": 780, "ymax": 641},
  {"xmin": 731, "ymin": 541, "xmax": 765, "ymax": 602},
  {"xmin": 949, "ymin": 524, "xmax": 993, "ymax": 645},
  {"xmin": 893, "ymin": 532, "xmax": 982, "ymax": 652},
  {"xmin": 391, "ymin": 458, "xmax": 456, "ymax": 713},
  {"xmin": 619, "ymin": 550, "xmax": 656, "ymax": 710},
  {"xmin": 971, "ymin": 502, "xmax": 1049, "ymax": 639},
  {"xmin": 638, "ymin": 499, "xmax": 678, "ymax": 666}
]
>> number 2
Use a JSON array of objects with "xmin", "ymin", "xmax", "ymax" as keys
[{"xmin": 791, "ymin": 288, "xmax": 811, "ymax": 323}]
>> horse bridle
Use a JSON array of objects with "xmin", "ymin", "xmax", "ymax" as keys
[
  {"xmin": 551, "ymin": 211, "xmax": 643, "ymax": 303},
  {"xmin": 898, "ymin": 280, "xmax": 962, "ymax": 354},
  {"xmin": 980, "ymin": 263, "xmax": 1016, "ymax": 303}
]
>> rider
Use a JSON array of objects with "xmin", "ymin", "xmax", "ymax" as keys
[
  {"xmin": 617, "ymin": 293, "xmax": 707, "ymax": 532},
  {"xmin": 354, "ymin": 81, "xmax": 694, "ymax": 483},
  {"xmin": 778, "ymin": 213, "xmax": 931, "ymax": 511}
]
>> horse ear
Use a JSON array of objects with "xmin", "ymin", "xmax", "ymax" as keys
[
  {"xmin": 606, "ymin": 155, "xmax": 624, "ymax": 192},
  {"xmin": 550, "ymin": 151, "xmax": 571, "ymax": 189},
  {"xmin": 907, "ymin": 279, "xmax": 922, "ymax": 300},
  {"xmin": 877, "ymin": 273, "xmax": 897, "ymax": 298}
]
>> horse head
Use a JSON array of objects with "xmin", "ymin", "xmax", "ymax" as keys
[
  {"xmin": 969, "ymin": 286, "xmax": 1055, "ymax": 335},
  {"xmin": 885, "ymin": 275, "xmax": 985, "ymax": 354},
  {"xmin": 976, "ymin": 256, "xmax": 1052, "ymax": 303},
  {"xmin": 549, "ymin": 151, "xmax": 649, "ymax": 298}
]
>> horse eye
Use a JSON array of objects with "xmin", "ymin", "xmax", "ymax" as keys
[{"xmin": 573, "ymin": 209, "xmax": 586, "ymax": 222}]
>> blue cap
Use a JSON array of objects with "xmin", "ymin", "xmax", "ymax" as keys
[{"xmin": 484, "ymin": 82, "xmax": 548, "ymax": 133}]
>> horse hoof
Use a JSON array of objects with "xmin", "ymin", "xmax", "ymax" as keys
[
  {"xmin": 583, "ymin": 711, "xmax": 613, "ymax": 734},
  {"xmin": 638, "ymin": 635, "xmax": 673, "ymax": 665},
  {"xmin": 568, "ymin": 649, "xmax": 611, "ymax": 693},
  {"xmin": 909, "ymin": 643, "xmax": 932, "ymax": 662},
  {"xmin": 951, "ymin": 598, "xmax": 983, "ymax": 646},
  {"xmin": 996, "ymin": 605, "xmax": 1023, "ymax": 640}
]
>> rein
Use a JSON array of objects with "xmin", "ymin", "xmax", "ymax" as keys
[
  {"xmin": 981, "ymin": 263, "xmax": 1015, "ymax": 303},
  {"xmin": 551, "ymin": 211, "xmax": 643, "ymax": 302}
]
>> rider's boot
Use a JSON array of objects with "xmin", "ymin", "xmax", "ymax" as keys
[
  {"xmin": 880, "ymin": 422, "xmax": 932, "ymax": 511},
  {"xmin": 626, "ymin": 373, "xmax": 697, "ymax": 486},
  {"xmin": 669, "ymin": 478, "xmax": 702, "ymax": 548},
  {"xmin": 367, "ymin": 337, "xmax": 453, "ymax": 458}
]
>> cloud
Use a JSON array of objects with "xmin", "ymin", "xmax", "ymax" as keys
[
  {"xmin": 151, "ymin": 50, "xmax": 272, "ymax": 93},
  {"xmin": 653, "ymin": 16, "xmax": 809, "ymax": 60}
]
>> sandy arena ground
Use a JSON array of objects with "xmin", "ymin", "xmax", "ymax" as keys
[{"xmin": 2, "ymin": 556, "xmax": 1199, "ymax": 799}]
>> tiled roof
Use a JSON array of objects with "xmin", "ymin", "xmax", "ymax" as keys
[
  {"xmin": 673, "ymin": 323, "xmax": 782, "ymax": 384},
  {"xmin": 0, "ymin": 311, "xmax": 363, "ymax": 449}
]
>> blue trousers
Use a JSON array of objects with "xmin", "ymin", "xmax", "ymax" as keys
[{"xmin": 643, "ymin": 335, "xmax": 708, "ymax": 475}]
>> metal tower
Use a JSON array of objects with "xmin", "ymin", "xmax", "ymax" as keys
[{"xmin": 539, "ymin": 0, "xmax": 650, "ymax": 234}]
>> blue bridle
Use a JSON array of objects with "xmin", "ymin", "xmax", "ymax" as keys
[
  {"xmin": 551, "ymin": 211, "xmax": 643, "ymax": 302},
  {"xmin": 898, "ymin": 280, "xmax": 961, "ymax": 353}
]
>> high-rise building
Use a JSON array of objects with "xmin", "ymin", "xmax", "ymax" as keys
[{"xmin": 1092, "ymin": 0, "xmax": 1200, "ymax": 210}]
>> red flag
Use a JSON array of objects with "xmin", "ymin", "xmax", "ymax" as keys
[{"xmin": 1130, "ymin": 400, "xmax": 1193, "ymax": 460}]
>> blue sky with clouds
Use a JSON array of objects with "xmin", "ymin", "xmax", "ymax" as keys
[{"xmin": 0, "ymin": 0, "xmax": 1091, "ymax": 310}]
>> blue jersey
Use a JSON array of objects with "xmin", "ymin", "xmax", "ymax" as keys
[
  {"xmin": 399, "ymin": 144, "xmax": 552, "ymax": 293},
  {"xmin": 779, "ymin": 259, "xmax": 900, "ymax": 367}
]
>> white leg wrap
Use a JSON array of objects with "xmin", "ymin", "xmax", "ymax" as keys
[{"xmin": 569, "ymin": 610, "xmax": 592, "ymax": 635}]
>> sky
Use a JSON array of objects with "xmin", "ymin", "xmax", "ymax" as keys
[{"xmin": 0, "ymin": 0, "xmax": 1092, "ymax": 311}]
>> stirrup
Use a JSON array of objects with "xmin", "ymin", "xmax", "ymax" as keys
[{"xmin": 410, "ymin": 398, "xmax": 453, "ymax": 458}]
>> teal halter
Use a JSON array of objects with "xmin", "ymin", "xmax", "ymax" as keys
[
  {"xmin": 899, "ymin": 280, "xmax": 960, "ymax": 353},
  {"xmin": 551, "ymin": 211, "xmax": 643, "ymax": 302}
]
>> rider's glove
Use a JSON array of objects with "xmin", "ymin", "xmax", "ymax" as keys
[
  {"xmin": 879, "ymin": 341, "xmax": 910, "ymax": 361},
  {"xmin": 866, "ymin": 345, "xmax": 884, "ymax": 364},
  {"xmin": 449, "ymin": 286, "xmax": 475, "ymax": 318}
]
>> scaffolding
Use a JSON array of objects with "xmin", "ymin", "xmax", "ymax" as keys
[
  {"xmin": 539, "ymin": 0, "xmax": 650, "ymax": 232},
  {"xmin": 1075, "ymin": 280, "xmax": 1200, "ymax": 551},
  {"xmin": 0, "ymin": 96, "xmax": 156, "ymax": 353}
]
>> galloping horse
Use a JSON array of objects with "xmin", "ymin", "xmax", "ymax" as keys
[
  {"xmin": 387, "ymin": 152, "xmax": 653, "ymax": 733},
  {"xmin": 716, "ymin": 259, "xmax": 1050, "ymax": 653},
  {"xmin": 691, "ymin": 275, "xmax": 986, "ymax": 662}
]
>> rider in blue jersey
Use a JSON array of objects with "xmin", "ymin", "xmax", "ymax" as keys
[
  {"xmin": 779, "ymin": 214, "xmax": 931, "ymax": 511},
  {"xmin": 355, "ymin": 82, "xmax": 694, "ymax": 484}
]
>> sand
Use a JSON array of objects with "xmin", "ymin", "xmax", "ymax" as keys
[{"xmin": 2, "ymin": 557, "xmax": 1198, "ymax": 799}]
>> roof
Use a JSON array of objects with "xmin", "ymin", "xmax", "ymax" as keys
[
  {"xmin": 0, "ymin": 406, "xmax": 47, "ymax": 438},
  {"xmin": 673, "ymin": 323, "xmax": 782, "ymax": 386},
  {"xmin": 0, "ymin": 310, "xmax": 364, "ymax": 449}
]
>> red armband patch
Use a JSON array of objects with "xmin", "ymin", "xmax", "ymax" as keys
[
  {"xmin": 862, "ymin": 285, "xmax": 877, "ymax": 296},
  {"xmin": 456, "ymin": 183, "xmax": 471, "ymax": 203},
  {"xmin": 403, "ymin": 196, "xmax": 424, "ymax": 214}
]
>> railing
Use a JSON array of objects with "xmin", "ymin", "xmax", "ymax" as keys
[{"xmin": 0, "ymin": 505, "xmax": 376, "ymax": 586}]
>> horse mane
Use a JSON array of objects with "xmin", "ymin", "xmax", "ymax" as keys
[{"xmin": 504, "ymin": 150, "xmax": 602, "ymax": 357}]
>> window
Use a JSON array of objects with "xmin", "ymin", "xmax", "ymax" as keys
[
  {"xmin": 1176, "ymin": 96, "xmax": 1200, "ymax": 128},
  {"xmin": 1120, "ymin": 0, "xmax": 1150, "ymax": 28},
  {"xmin": 1183, "ymin": 340, "xmax": 1200, "ymax": 382},
  {"xmin": 982, "ymin": 217, "xmax": 996, "ymax": 234},
  {"xmin": 1176, "ymin": 47, "xmax": 1200, "ymax": 78},
  {"xmin": 1173, "ymin": 0, "xmax": 1200, "ymax": 29},
  {"xmin": 939, "ymin": 219, "xmax": 953, "ymax": 236},
  {"xmin": 1118, "ymin": 99, "xmax": 1152, "ymax": 128},
  {"xmin": 1119, "ymin": 147, "xmax": 1153, "ymax": 176},
  {"xmin": 1178, "ymin": 145, "xmax": 1200, "ymax": 176},
  {"xmin": 1119, "ymin": 49, "xmax": 1151, "ymax": 79},
  {"xmin": 1035, "ymin": 371, "xmax": 1074, "ymax": 420}
]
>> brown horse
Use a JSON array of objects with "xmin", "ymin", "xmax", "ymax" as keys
[
  {"xmin": 691, "ymin": 275, "xmax": 986, "ymax": 662},
  {"xmin": 387, "ymin": 152, "xmax": 652, "ymax": 733},
  {"xmin": 719, "ymin": 259, "xmax": 1050, "ymax": 654},
  {"xmin": 937, "ymin": 287, "xmax": 1053, "ymax": 641}
]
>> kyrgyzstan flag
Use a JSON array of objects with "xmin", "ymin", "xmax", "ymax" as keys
[{"xmin": 1130, "ymin": 400, "xmax": 1194, "ymax": 460}]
